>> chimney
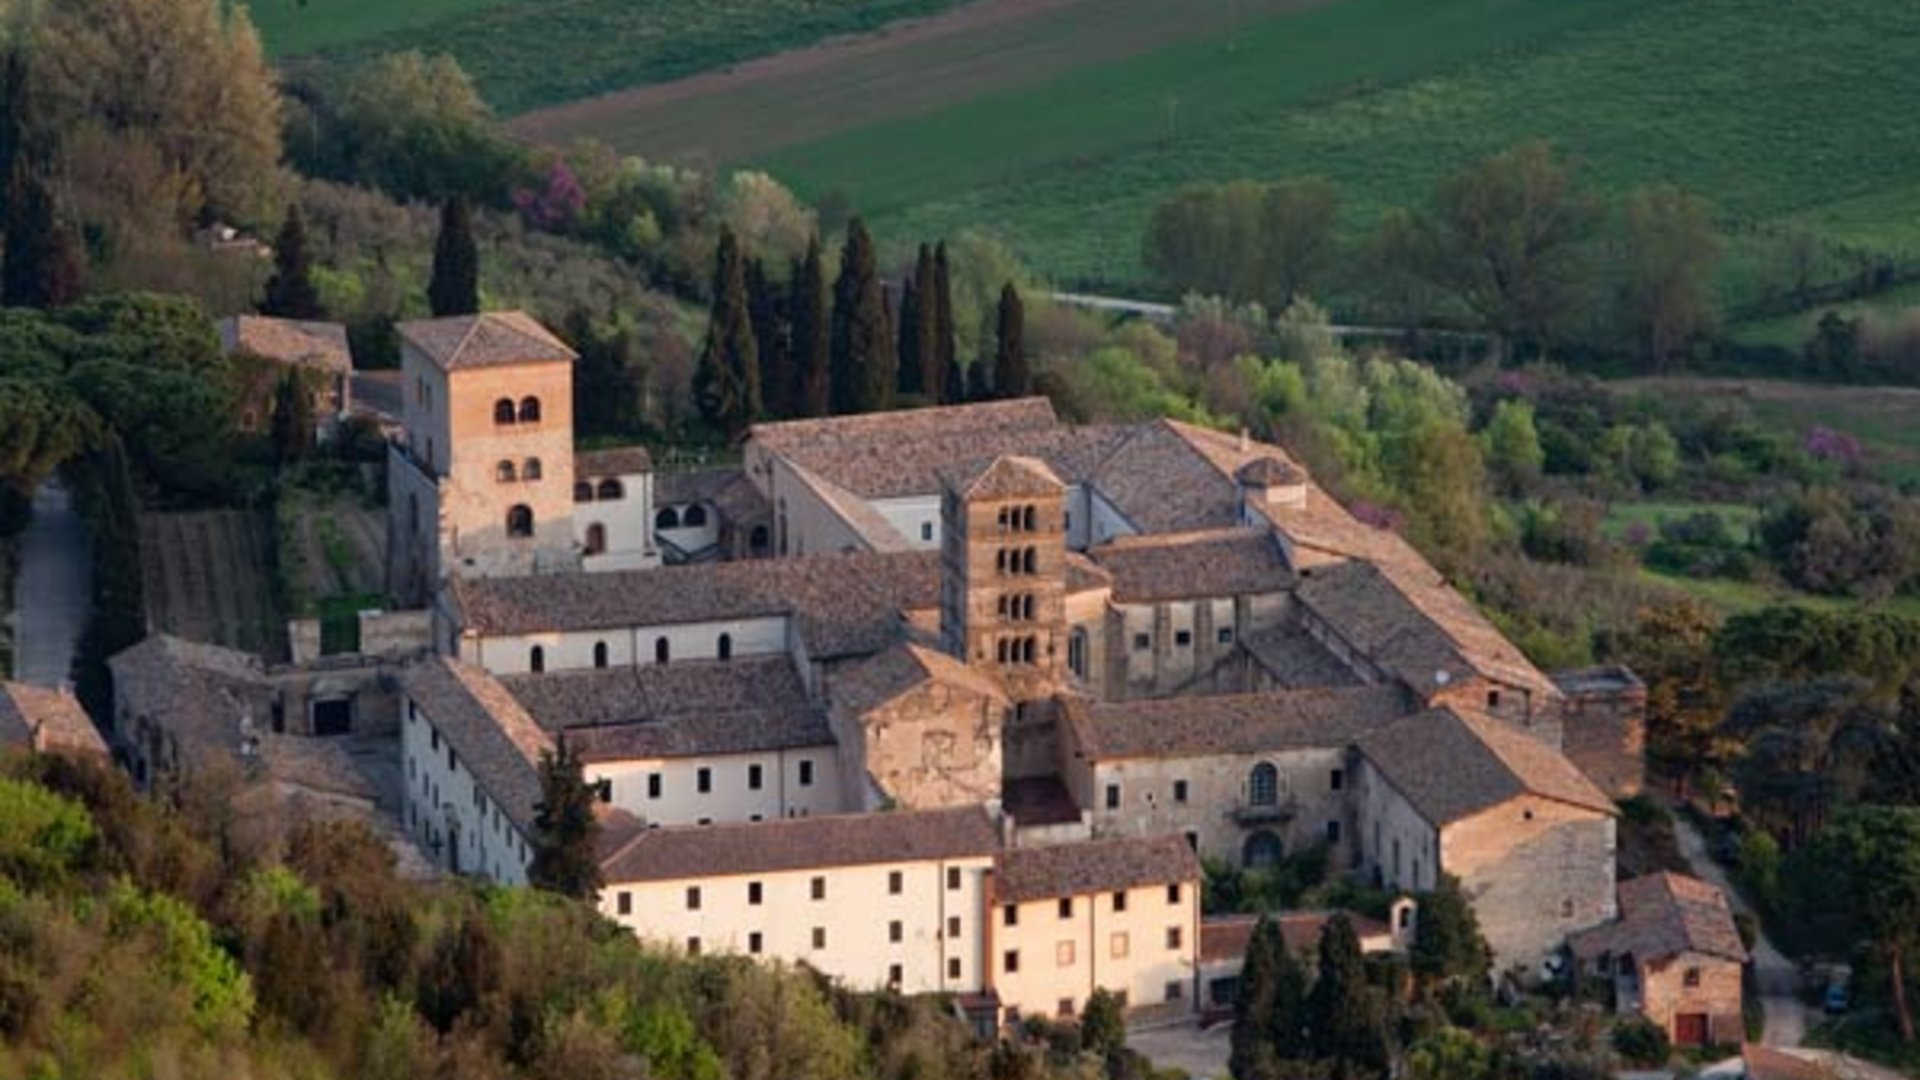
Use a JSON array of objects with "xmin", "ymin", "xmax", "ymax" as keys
[{"xmin": 1238, "ymin": 428, "xmax": 1250, "ymax": 452}]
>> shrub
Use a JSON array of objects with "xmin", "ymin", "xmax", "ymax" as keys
[{"xmin": 1608, "ymin": 1016, "xmax": 1670, "ymax": 1066}]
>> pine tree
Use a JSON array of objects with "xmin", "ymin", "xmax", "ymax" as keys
[
  {"xmin": 1230, "ymin": 916, "xmax": 1285, "ymax": 1080},
  {"xmin": 3, "ymin": 169, "xmax": 83, "ymax": 309},
  {"xmin": 993, "ymin": 282, "xmax": 1030, "ymax": 399},
  {"xmin": 1410, "ymin": 877, "xmax": 1491, "ymax": 990},
  {"xmin": 694, "ymin": 226, "xmax": 761, "ymax": 441},
  {"xmin": 1306, "ymin": 915, "xmax": 1389, "ymax": 1078},
  {"xmin": 895, "ymin": 268, "xmax": 922, "ymax": 398},
  {"xmin": 830, "ymin": 218, "xmax": 893, "ymax": 414},
  {"xmin": 262, "ymin": 202, "xmax": 324, "ymax": 320},
  {"xmin": 427, "ymin": 195, "xmax": 479, "ymax": 317},
  {"xmin": 270, "ymin": 370, "xmax": 314, "ymax": 463},
  {"xmin": 931, "ymin": 241, "xmax": 957, "ymax": 402},
  {"xmin": 792, "ymin": 239, "xmax": 830, "ymax": 418},
  {"xmin": 527, "ymin": 739, "xmax": 604, "ymax": 900},
  {"xmin": 746, "ymin": 256, "xmax": 789, "ymax": 419}
]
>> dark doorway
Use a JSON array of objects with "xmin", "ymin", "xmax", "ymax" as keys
[{"xmin": 312, "ymin": 698, "xmax": 353, "ymax": 737}]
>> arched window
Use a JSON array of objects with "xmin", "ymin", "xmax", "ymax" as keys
[
  {"xmin": 518, "ymin": 396, "xmax": 541, "ymax": 423},
  {"xmin": 593, "ymin": 642, "xmax": 609, "ymax": 669},
  {"xmin": 995, "ymin": 549, "xmax": 1008, "ymax": 574},
  {"xmin": 655, "ymin": 637, "xmax": 670, "ymax": 664},
  {"xmin": 574, "ymin": 481, "xmax": 594, "ymax": 503},
  {"xmin": 495, "ymin": 460, "xmax": 517, "ymax": 483},
  {"xmin": 1248, "ymin": 763, "xmax": 1279, "ymax": 807},
  {"xmin": 1023, "ymin": 506, "xmax": 1037, "ymax": 532},
  {"xmin": 1243, "ymin": 830, "xmax": 1283, "ymax": 870},
  {"xmin": 523, "ymin": 457, "xmax": 542, "ymax": 481},
  {"xmin": 997, "ymin": 507, "xmax": 1010, "ymax": 531},
  {"xmin": 717, "ymin": 633, "xmax": 732, "ymax": 661},
  {"xmin": 1068, "ymin": 628, "xmax": 1088, "ymax": 677},
  {"xmin": 584, "ymin": 523, "xmax": 606, "ymax": 555},
  {"xmin": 506, "ymin": 505, "xmax": 534, "ymax": 538},
  {"xmin": 997, "ymin": 595, "xmax": 1010, "ymax": 618},
  {"xmin": 1022, "ymin": 547, "xmax": 1037, "ymax": 574},
  {"xmin": 683, "ymin": 505, "xmax": 708, "ymax": 528},
  {"xmin": 1022, "ymin": 637, "xmax": 1036, "ymax": 664},
  {"xmin": 996, "ymin": 639, "xmax": 1010, "ymax": 664},
  {"xmin": 494, "ymin": 399, "xmax": 516, "ymax": 425},
  {"xmin": 597, "ymin": 478, "xmax": 624, "ymax": 500},
  {"xmin": 529, "ymin": 646, "xmax": 545, "ymax": 673},
  {"xmin": 1022, "ymin": 595, "xmax": 1035, "ymax": 620},
  {"xmin": 656, "ymin": 507, "xmax": 681, "ymax": 530}
]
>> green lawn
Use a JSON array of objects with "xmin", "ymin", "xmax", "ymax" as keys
[
  {"xmin": 242, "ymin": 0, "xmax": 514, "ymax": 58},
  {"xmin": 1732, "ymin": 280, "xmax": 1920, "ymax": 350},
  {"xmin": 1636, "ymin": 569, "xmax": 1920, "ymax": 621}
]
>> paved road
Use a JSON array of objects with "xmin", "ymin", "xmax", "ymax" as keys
[
  {"xmin": 1670, "ymin": 812, "xmax": 1806, "ymax": 1047},
  {"xmin": 10, "ymin": 483, "xmax": 91, "ymax": 686}
]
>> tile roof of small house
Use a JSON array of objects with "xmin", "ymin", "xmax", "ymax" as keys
[
  {"xmin": 1065, "ymin": 685, "xmax": 1411, "ymax": 761},
  {"xmin": 830, "ymin": 642, "xmax": 1009, "ymax": 720},
  {"xmin": 397, "ymin": 311, "xmax": 576, "ymax": 371},
  {"xmin": 1569, "ymin": 872, "xmax": 1748, "ymax": 964},
  {"xmin": 599, "ymin": 805, "xmax": 1001, "ymax": 883},
  {"xmin": 402, "ymin": 658, "xmax": 553, "ymax": 833},
  {"xmin": 576, "ymin": 446, "xmax": 654, "ymax": 477},
  {"xmin": 1356, "ymin": 707, "xmax": 1616, "ymax": 825},
  {"xmin": 498, "ymin": 657, "xmax": 832, "ymax": 760},
  {"xmin": 107, "ymin": 635, "xmax": 275, "ymax": 761},
  {"xmin": 219, "ymin": 315, "xmax": 352, "ymax": 374},
  {"xmin": 447, "ymin": 550, "xmax": 940, "ymax": 660},
  {"xmin": 0, "ymin": 682, "xmax": 106, "ymax": 757},
  {"xmin": 993, "ymin": 833, "xmax": 1201, "ymax": 904},
  {"xmin": 940, "ymin": 455, "xmax": 1065, "ymax": 500},
  {"xmin": 1199, "ymin": 912, "xmax": 1394, "ymax": 963},
  {"xmin": 1089, "ymin": 528, "xmax": 1293, "ymax": 603}
]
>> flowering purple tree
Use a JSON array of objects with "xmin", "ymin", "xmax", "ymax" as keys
[
  {"xmin": 1802, "ymin": 425, "xmax": 1863, "ymax": 470},
  {"xmin": 513, "ymin": 159, "xmax": 587, "ymax": 233}
]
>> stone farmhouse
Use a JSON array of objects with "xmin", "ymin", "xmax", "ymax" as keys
[
  {"xmin": 0, "ymin": 681, "xmax": 107, "ymax": 759},
  {"xmin": 370, "ymin": 311, "xmax": 1643, "ymax": 1023},
  {"xmin": 1571, "ymin": 872, "xmax": 1748, "ymax": 1046}
]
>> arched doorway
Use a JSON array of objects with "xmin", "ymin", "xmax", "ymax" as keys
[{"xmin": 1243, "ymin": 830, "xmax": 1283, "ymax": 870}]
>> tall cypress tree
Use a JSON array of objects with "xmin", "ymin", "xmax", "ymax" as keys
[
  {"xmin": 895, "ymin": 269, "xmax": 922, "ymax": 398},
  {"xmin": 428, "ymin": 195, "xmax": 480, "ymax": 317},
  {"xmin": 791, "ymin": 239, "xmax": 830, "ymax": 418},
  {"xmin": 1306, "ymin": 915, "xmax": 1390, "ymax": 1077},
  {"xmin": 3, "ymin": 169, "xmax": 82, "ymax": 309},
  {"xmin": 931, "ymin": 241, "xmax": 957, "ymax": 403},
  {"xmin": 695, "ymin": 226, "xmax": 760, "ymax": 441},
  {"xmin": 527, "ymin": 739, "xmax": 604, "ymax": 900},
  {"xmin": 1230, "ymin": 916, "xmax": 1284, "ymax": 1080},
  {"xmin": 747, "ymin": 256, "xmax": 789, "ymax": 419},
  {"xmin": 993, "ymin": 282, "xmax": 1030, "ymax": 399},
  {"xmin": 262, "ymin": 202, "xmax": 324, "ymax": 320},
  {"xmin": 68, "ymin": 433, "xmax": 145, "ymax": 723},
  {"xmin": 270, "ymin": 370, "xmax": 314, "ymax": 463},
  {"xmin": 829, "ymin": 218, "xmax": 893, "ymax": 414}
]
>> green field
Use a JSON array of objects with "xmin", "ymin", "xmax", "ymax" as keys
[{"xmin": 1603, "ymin": 502, "xmax": 1761, "ymax": 541}]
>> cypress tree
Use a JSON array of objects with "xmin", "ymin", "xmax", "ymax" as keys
[
  {"xmin": 931, "ymin": 241, "xmax": 957, "ymax": 402},
  {"xmin": 829, "ymin": 217, "xmax": 893, "ymax": 414},
  {"xmin": 967, "ymin": 356, "xmax": 992, "ymax": 401},
  {"xmin": 746, "ymin": 256, "xmax": 789, "ymax": 419},
  {"xmin": 270, "ymin": 370, "xmax": 314, "ymax": 463},
  {"xmin": 262, "ymin": 202, "xmax": 324, "ymax": 320},
  {"xmin": 67, "ymin": 433, "xmax": 145, "ymax": 723},
  {"xmin": 3, "ymin": 169, "xmax": 82, "ymax": 309},
  {"xmin": 694, "ymin": 226, "xmax": 761, "ymax": 441},
  {"xmin": 527, "ymin": 739, "xmax": 604, "ymax": 900},
  {"xmin": 792, "ymin": 238, "xmax": 830, "ymax": 418},
  {"xmin": 895, "ymin": 269, "xmax": 922, "ymax": 398},
  {"xmin": 993, "ymin": 282, "xmax": 1030, "ymax": 399},
  {"xmin": 1306, "ymin": 915, "xmax": 1389, "ymax": 1078},
  {"xmin": 428, "ymin": 195, "xmax": 479, "ymax": 317},
  {"xmin": 1230, "ymin": 916, "xmax": 1285, "ymax": 1080}
]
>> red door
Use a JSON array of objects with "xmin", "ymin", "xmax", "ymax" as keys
[{"xmin": 1674, "ymin": 1013, "xmax": 1708, "ymax": 1046}]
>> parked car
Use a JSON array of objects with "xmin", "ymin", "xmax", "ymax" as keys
[{"xmin": 1824, "ymin": 981, "xmax": 1850, "ymax": 1014}]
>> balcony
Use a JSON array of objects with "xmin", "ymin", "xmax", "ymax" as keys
[{"xmin": 1230, "ymin": 795, "xmax": 1298, "ymax": 826}]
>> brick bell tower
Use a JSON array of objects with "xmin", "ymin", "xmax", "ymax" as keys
[{"xmin": 938, "ymin": 455, "xmax": 1069, "ymax": 701}]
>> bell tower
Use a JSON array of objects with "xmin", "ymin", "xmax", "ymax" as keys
[{"xmin": 938, "ymin": 456, "xmax": 1068, "ymax": 700}]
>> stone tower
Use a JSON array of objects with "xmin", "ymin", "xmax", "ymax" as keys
[
  {"xmin": 386, "ymin": 312, "xmax": 581, "ymax": 604},
  {"xmin": 938, "ymin": 456, "xmax": 1068, "ymax": 701}
]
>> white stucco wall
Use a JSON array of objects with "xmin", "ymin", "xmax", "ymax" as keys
[
  {"xmin": 988, "ymin": 882, "xmax": 1199, "ymax": 1022},
  {"xmin": 588, "ymin": 747, "xmax": 846, "ymax": 827},
  {"xmin": 461, "ymin": 616, "xmax": 792, "ymax": 675},
  {"xmin": 401, "ymin": 694, "xmax": 533, "ymax": 885}
]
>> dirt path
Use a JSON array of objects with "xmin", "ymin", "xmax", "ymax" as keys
[
  {"xmin": 11, "ymin": 483, "xmax": 90, "ymax": 686},
  {"xmin": 1671, "ymin": 812, "xmax": 1806, "ymax": 1047}
]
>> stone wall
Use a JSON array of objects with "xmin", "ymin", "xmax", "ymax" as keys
[
  {"xmin": 1085, "ymin": 747, "xmax": 1354, "ymax": 870},
  {"xmin": 1637, "ymin": 952, "xmax": 1743, "ymax": 1045},
  {"xmin": 1442, "ymin": 796, "xmax": 1617, "ymax": 975},
  {"xmin": 855, "ymin": 682, "xmax": 1006, "ymax": 810},
  {"xmin": 1555, "ymin": 667, "xmax": 1648, "ymax": 800}
]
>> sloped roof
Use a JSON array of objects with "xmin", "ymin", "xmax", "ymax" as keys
[
  {"xmin": 600, "ymin": 805, "xmax": 1000, "ymax": 883},
  {"xmin": 1357, "ymin": 707, "xmax": 1615, "ymax": 825},
  {"xmin": 785, "ymin": 460, "xmax": 912, "ymax": 551},
  {"xmin": 941, "ymin": 455, "xmax": 1065, "ymax": 500},
  {"xmin": 1089, "ymin": 421, "xmax": 1246, "ymax": 534},
  {"xmin": 1199, "ymin": 911, "xmax": 1394, "ymax": 962},
  {"xmin": 1236, "ymin": 457, "xmax": 1306, "ymax": 488},
  {"xmin": 1237, "ymin": 624, "xmax": 1364, "ymax": 689},
  {"xmin": 397, "ymin": 312, "xmax": 576, "ymax": 371},
  {"xmin": 993, "ymin": 833, "xmax": 1201, "ymax": 904},
  {"xmin": 402, "ymin": 658, "xmax": 553, "ymax": 833},
  {"xmin": 0, "ymin": 682, "xmax": 106, "ymax": 757},
  {"xmin": 219, "ymin": 316, "xmax": 352, "ymax": 374},
  {"xmin": 1066, "ymin": 685, "xmax": 1411, "ymax": 761},
  {"xmin": 577, "ymin": 446, "xmax": 654, "ymax": 477},
  {"xmin": 1089, "ymin": 528, "xmax": 1292, "ymax": 603},
  {"xmin": 1569, "ymin": 872, "xmax": 1748, "ymax": 964},
  {"xmin": 107, "ymin": 635, "xmax": 275, "ymax": 762},
  {"xmin": 830, "ymin": 642, "xmax": 1010, "ymax": 720}
]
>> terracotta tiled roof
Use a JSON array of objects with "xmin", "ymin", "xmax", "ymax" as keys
[
  {"xmin": 750, "ymin": 399, "xmax": 1062, "ymax": 497},
  {"xmin": 107, "ymin": 635, "xmax": 275, "ymax": 762},
  {"xmin": 402, "ymin": 658, "xmax": 553, "ymax": 833},
  {"xmin": 1739, "ymin": 1045, "xmax": 1825, "ymax": 1080},
  {"xmin": 397, "ymin": 311, "xmax": 576, "ymax": 371},
  {"xmin": 655, "ymin": 466, "xmax": 742, "ymax": 506},
  {"xmin": 710, "ymin": 471, "xmax": 770, "ymax": 527},
  {"xmin": 1238, "ymin": 624, "xmax": 1364, "ymax": 689},
  {"xmin": 1066, "ymin": 685, "xmax": 1411, "ymax": 761},
  {"xmin": 1089, "ymin": 421, "xmax": 1246, "ymax": 534},
  {"xmin": 255, "ymin": 733, "xmax": 380, "ymax": 802},
  {"xmin": 447, "ymin": 550, "xmax": 940, "ymax": 659},
  {"xmin": 940, "ymin": 455, "xmax": 1065, "ymax": 500},
  {"xmin": 599, "ymin": 805, "xmax": 1001, "ymax": 883},
  {"xmin": 786, "ymin": 460, "xmax": 912, "ymax": 550},
  {"xmin": 1090, "ymin": 528, "xmax": 1292, "ymax": 603},
  {"xmin": 577, "ymin": 446, "xmax": 654, "ymax": 477},
  {"xmin": 1356, "ymin": 707, "xmax": 1615, "ymax": 825},
  {"xmin": 219, "ymin": 315, "xmax": 352, "ymax": 374},
  {"xmin": 1569, "ymin": 872, "xmax": 1747, "ymax": 964},
  {"xmin": 0, "ymin": 682, "xmax": 106, "ymax": 757},
  {"xmin": 1064, "ymin": 551, "xmax": 1113, "ymax": 595},
  {"xmin": 830, "ymin": 642, "xmax": 1009, "ymax": 720},
  {"xmin": 499, "ymin": 657, "xmax": 832, "ymax": 760},
  {"xmin": 1236, "ymin": 457, "xmax": 1306, "ymax": 488},
  {"xmin": 1199, "ymin": 911, "xmax": 1394, "ymax": 962},
  {"xmin": 993, "ymin": 833, "xmax": 1201, "ymax": 904}
]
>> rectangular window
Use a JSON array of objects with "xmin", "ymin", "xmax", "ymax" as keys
[
  {"xmin": 748, "ymin": 764, "xmax": 763, "ymax": 790},
  {"xmin": 1112, "ymin": 891, "xmax": 1128, "ymax": 913},
  {"xmin": 1058, "ymin": 998, "xmax": 1075, "ymax": 1019},
  {"xmin": 1330, "ymin": 768, "xmax": 1344, "ymax": 791},
  {"xmin": 1166, "ymin": 927, "xmax": 1183, "ymax": 950},
  {"xmin": 647, "ymin": 773, "xmax": 662, "ymax": 799},
  {"xmin": 812, "ymin": 927, "xmax": 826, "ymax": 950},
  {"xmin": 1110, "ymin": 932, "xmax": 1130, "ymax": 959},
  {"xmin": 811, "ymin": 876, "xmax": 826, "ymax": 901},
  {"xmin": 616, "ymin": 891, "xmax": 632, "ymax": 916},
  {"xmin": 798, "ymin": 759, "xmax": 815, "ymax": 787},
  {"xmin": 1004, "ymin": 950, "xmax": 1021, "ymax": 974},
  {"xmin": 1004, "ymin": 904, "xmax": 1019, "ymax": 926},
  {"xmin": 889, "ymin": 964, "xmax": 903, "ymax": 986},
  {"xmin": 1056, "ymin": 940, "xmax": 1076, "ymax": 967},
  {"xmin": 948, "ymin": 957, "xmax": 961, "ymax": 980},
  {"xmin": 1175, "ymin": 629, "xmax": 1192, "ymax": 647},
  {"xmin": 921, "ymin": 522, "xmax": 933, "ymax": 541},
  {"xmin": 1684, "ymin": 967, "xmax": 1701, "ymax": 988},
  {"xmin": 947, "ymin": 867, "xmax": 961, "ymax": 891},
  {"xmin": 748, "ymin": 932, "xmax": 763, "ymax": 955},
  {"xmin": 1165, "ymin": 981, "xmax": 1184, "ymax": 1003},
  {"xmin": 1105, "ymin": 784, "xmax": 1120, "ymax": 810},
  {"xmin": 947, "ymin": 915, "xmax": 961, "ymax": 938},
  {"xmin": 1173, "ymin": 780, "xmax": 1188, "ymax": 803},
  {"xmin": 430, "ymin": 729, "xmax": 439, "ymax": 751},
  {"xmin": 697, "ymin": 767, "xmax": 712, "ymax": 794},
  {"xmin": 686, "ymin": 887, "xmax": 701, "ymax": 911},
  {"xmin": 1132, "ymin": 633, "xmax": 1150, "ymax": 651},
  {"xmin": 890, "ymin": 920, "xmax": 903, "ymax": 943},
  {"xmin": 1217, "ymin": 627, "xmax": 1233, "ymax": 644},
  {"xmin": 1059, "ymin": 898, "xmax": 1073, "ymax": 919},
  {"xmin": 1326, "ymin": 821, "xmax": 1342, "ymax": 844},
  {"xmin": 748, "ymin": 881, "xmax": 763, "ymax": 905},
  {"xmin": 889, "ymin": 870, "xmax": 904, "ymax": 895},
  {"xmin": 687, "ymin": 937, "xmax": 701, "ymax": 956}
]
